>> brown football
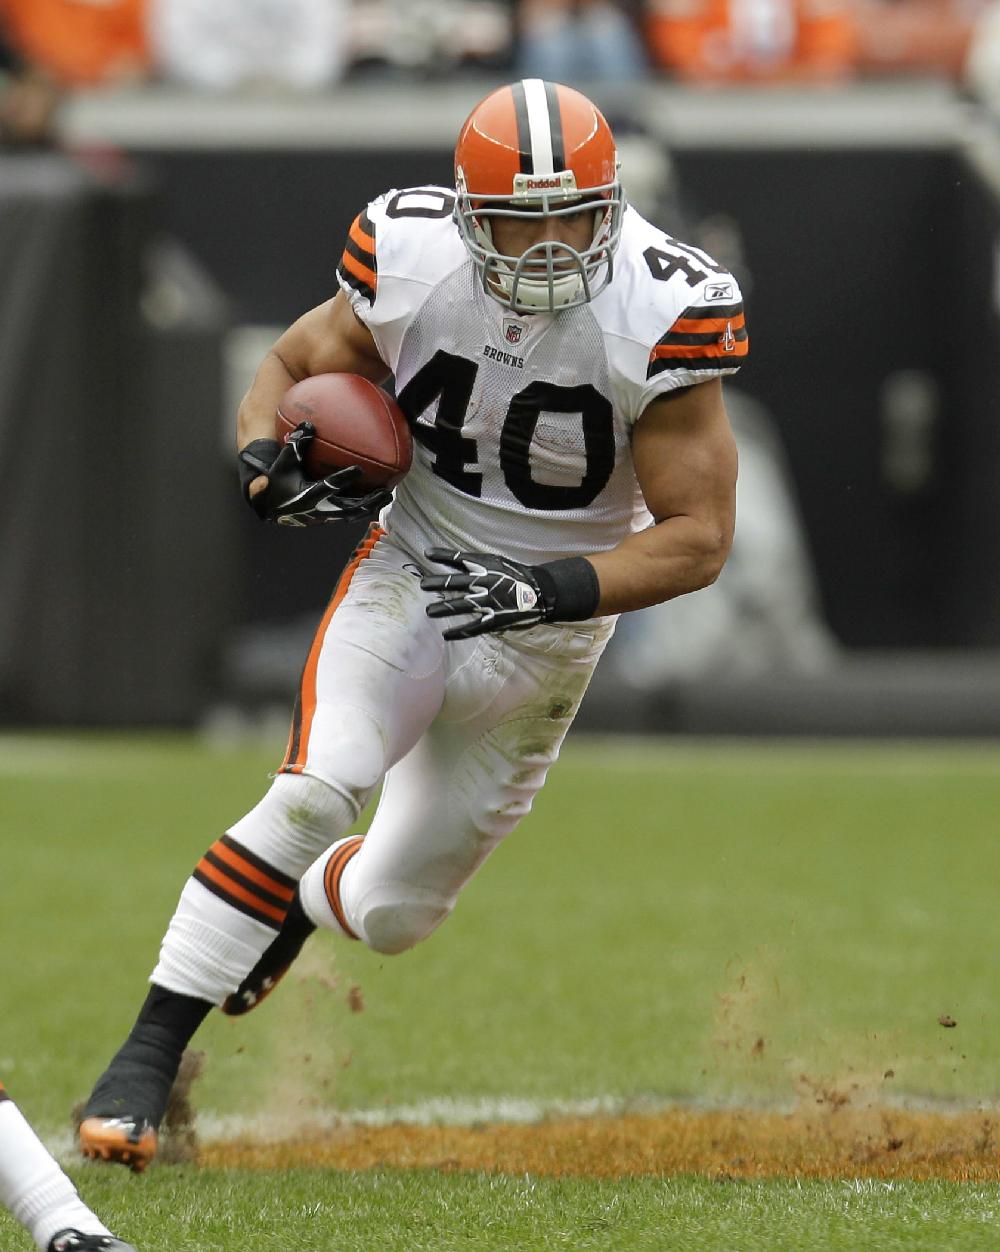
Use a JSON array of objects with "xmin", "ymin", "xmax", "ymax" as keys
[{"xmin": 275, "ymin": 373, "xmax": 412, "ymax": 489}]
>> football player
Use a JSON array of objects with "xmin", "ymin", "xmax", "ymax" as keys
[
  {"xmin": 78, "ymin": 79, "xmax": 747, "ymax": 1170},
  {"xmin": 0, "ymin": 1081, "xmax": 135, "ymax": 1249}
]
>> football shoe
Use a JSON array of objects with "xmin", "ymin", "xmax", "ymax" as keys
[
  {"xmin": 78, "ymin": 989, "xmax": 210, "ymax": 1172},
  {"xmin": 48, "ymin": 1231, "xmax": 137, "ymax": 1251},
  {"xmin": 221, "ymin": 889, "xmax": 316, "ymax": 1016},
  {"xmin": 78, "ymin": 1116, "xmax": 157, "ymax": 1174}
]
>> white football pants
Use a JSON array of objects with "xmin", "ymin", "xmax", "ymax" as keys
[{"xmin": 153, "ymin": 527, "xmax": 612, "ymax": 1000}]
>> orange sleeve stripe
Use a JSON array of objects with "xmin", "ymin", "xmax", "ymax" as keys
[
  {"xmin": 651, "ymin": 340, "xmax": 749, "ymax": 360},
  {"xmin": 194, "ymin": 859, "xmax": 287, "ymax": 925},
  {"xmin": 209, "ymin": 841, "xmax": 295, "ymax": 902},
  {"xmin": 283, "ymin": 526, "xmax": 385, "ymax": 775},
  {"xmin": 349, "ymin": 216, "xmax": 375, "ymax": 253},
  {"xmin": 671, "ymin": 313, "xmax": 746, "ymax": 335},
  {"xmin": 340, "ymin": 250, "xmax": 378, "ymax": 293}
]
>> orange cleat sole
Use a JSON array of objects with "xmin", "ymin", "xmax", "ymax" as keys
[{"xmin": 79, "ymin": 1117, "xmax": 158, "ymax": 1173}]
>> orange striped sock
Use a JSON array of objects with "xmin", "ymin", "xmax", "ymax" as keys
[
  {"xmin": 299, "ymin": 836, "xmax": 364, "ymax": 940},
  {"xmin": 192, "ymin": 834, "xmax": 297, "ymax": 930},
  {"xmin": 322, "ymin": 836, "xmax": 364, "ymax": 939}
]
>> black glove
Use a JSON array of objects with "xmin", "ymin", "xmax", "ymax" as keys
[
  {"xmin": 239, "ymin": 422, "xmax": 392, "ymax": 527},
  {"xmin": 421, "ymin": 548, "xmax": 600, "ymax": 640}
]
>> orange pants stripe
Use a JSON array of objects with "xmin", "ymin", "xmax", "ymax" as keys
[{"xmin": 282, "ymin": 525, "xmax": 386, "ymax": 775}]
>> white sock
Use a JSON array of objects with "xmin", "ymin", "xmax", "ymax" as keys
[
  {"xmin": 0, "ymin": 1097, "xmax": 111, "ymax": 1251},
  {"xmin": 153, "ymin": 773, "xmax": 360, "ymax": 1002},
  {"xmin": 151, "ymin": 878, "xmax": 277, "ymax": 1004},
  {"xmin": 227, "ymin": 773, "xmax": 359, "ymax": 874}
]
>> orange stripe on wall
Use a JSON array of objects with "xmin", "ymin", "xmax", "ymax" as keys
[
  {"xmin": 195, "ymin": 859, "xmax": 287, "ymax": 924},
  {"xmin": 283, "ymin": 527, "xmax": 385, "ymax": 775}
]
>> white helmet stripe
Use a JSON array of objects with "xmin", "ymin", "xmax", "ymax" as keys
[{"xmin": 522, "ymin": 79, "xmax": 555, "ymax": 175}]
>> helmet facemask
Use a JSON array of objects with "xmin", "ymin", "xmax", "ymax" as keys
[{"xmin": 455, "ymin": 166, "xmax": 625, "ymax": 314}]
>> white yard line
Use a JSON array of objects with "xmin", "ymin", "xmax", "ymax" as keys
[
  {"xmin": 0, "ymin": 736, "xmax": 166, "ymax": 777},
  {"xmin": 196, "ymin": 1093, "xmax": 661, "ymax": 1140}
]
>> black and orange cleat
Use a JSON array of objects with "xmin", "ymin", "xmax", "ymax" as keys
[
  {"xmin": 48, "ymin": 1232, "xmax": 138, "ymax": 1251},
  {"xmin": 78, "ymin": 1116, "xmax": 158, "ymax": 1174},
  {"xmin": 221, "ymin": 963, "xmax": 294, "ymax": 1016},
  {"xmin": 77, "ymin": 985, "xmax": 211, "ymax": 1173},
  {"xmin": 221, "ymin": 888, "xmax": 316, "ymax": 1016}
]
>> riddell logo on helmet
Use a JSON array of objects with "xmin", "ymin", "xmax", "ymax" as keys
[{"xmin": 513, "ymin": 171, "xmax": 578, "ymax": 198}]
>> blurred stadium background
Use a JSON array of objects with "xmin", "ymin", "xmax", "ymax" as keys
[
  {"xmin": 5, "ymin": 6, "xmax": 1000, "ymax": 1248},
  {"xmin": 3, "ymin": 0, "xmax": 1000, "ymax": 741}
]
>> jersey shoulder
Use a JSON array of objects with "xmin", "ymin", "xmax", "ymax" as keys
[
  {"xmin": 594, "ymin": 206, "xmax": 749, "ymax": 409},
  {"xmin": 336, "ymin": 185, "xmax": 466, "ymax": 312}
]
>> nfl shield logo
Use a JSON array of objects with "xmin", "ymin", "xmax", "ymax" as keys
[{"xmin": 504, "ymin": 319, "xmax": 525, "ymax": 345}]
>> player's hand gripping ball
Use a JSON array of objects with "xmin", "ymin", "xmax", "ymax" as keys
[
  {"xmin": 276, "ymin": 373, "xmax": 412, "ymax": 489},
  {"xmin": 239, "ymin": 374, "xmax": 412, "ymax": 526}
]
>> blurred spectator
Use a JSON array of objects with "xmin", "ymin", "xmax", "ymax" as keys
[
  {"xmin": 0, "ymin": 22, "xmax": 60, "ymax": 146},
  {"xmin": 645, "ymin": 0, "xmax": 858, "ymax": 83},
  {"xmin": 516, "ymin": 0, "xmax": 648, "ymax": 80},
  {"xmin": 856, "ymin": 0, "xmax": 986, "ymax": 78},
  {"xmin": 349, "ymin": 0, "xmax": 513, "ymax": 78},
  {"xmin": 966, "ymin": 0, "xmax": 1000, "ymax": 105},
  {"xmin": 148, "ymin": 0, "xmax": 350, "ymax": 90},
  {"xmin": 645, "ymin": 0, "xmax": 988, "ymax": 83},
  {"xmin": 0, "ymin": 0, "xmax": 149, "ymax": 87}
]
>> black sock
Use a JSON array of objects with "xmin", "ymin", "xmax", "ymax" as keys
[
  {"xmin": 279, "ymin": 889, "xmax": 316, "ymax": 947},
  {"xmin": 81, "ymin": 986, "xmax": 211, "ymax": 1128},
  {"xmin": 232, "ymin": 889, "xmax": 316, "ymax": 989},
  {"xmin": 134, "ymin": 984, "xmax": 213, "ymax": 1041}
]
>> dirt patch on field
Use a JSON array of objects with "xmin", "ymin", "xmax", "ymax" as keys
[
  {"xmin": 199, "ymin": 1106, "xmax": 1000, "ymax": 1180},
  {"xmin": 157, "ymin": 1049, "xmax": 204, "ymax": 1165}
]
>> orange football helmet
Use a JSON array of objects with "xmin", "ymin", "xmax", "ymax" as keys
[{"xmin": 454, "ymin": 79, "xmax": 624, "ymax": 314}]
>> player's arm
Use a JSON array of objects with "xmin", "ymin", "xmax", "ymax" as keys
[
  {"xmin": 587, "ymin": 378, "xmax": 737, "ymax": 613},
  {"xmin": 237, "ymin": 290, "xmax": 388, "ymax": 458},
  {"xmin": 421, "ymin": 380, "xmax": 736, "ymax": 638}
]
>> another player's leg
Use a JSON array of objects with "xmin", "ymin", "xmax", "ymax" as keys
[
  {"xmin": 79, "ymin": 533, "xmax": 446, "ymax": 1168},
  {"xmin": 0, "ymin": 1083, "xmax": 136, "ymax": 1251},
  {"xmin": 299, "ymin": 621, "xmax": 612, "ymax": 956}
]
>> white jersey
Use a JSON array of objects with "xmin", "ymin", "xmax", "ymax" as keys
[{"xmin": 336, "ymin": 186, "xmax": 748, "ymax": 567}]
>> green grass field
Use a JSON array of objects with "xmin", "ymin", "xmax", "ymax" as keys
[{"xmin": 3, "ymin": 733, "xmax": 1000, "ymax": 1250}]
